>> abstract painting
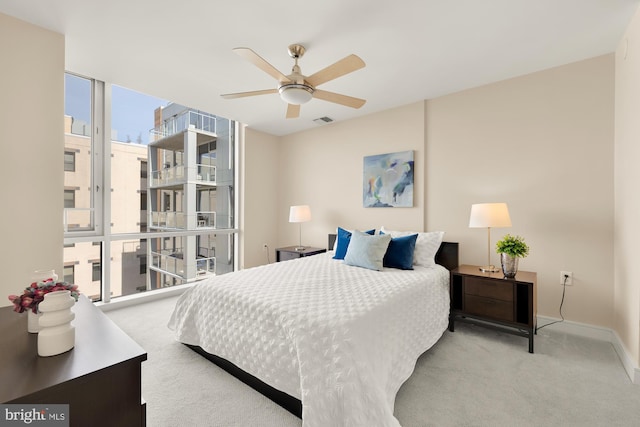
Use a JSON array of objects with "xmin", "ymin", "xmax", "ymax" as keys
[{"xmin": 363, "ymin": 150, "xmax": 414, "ymax": 208}]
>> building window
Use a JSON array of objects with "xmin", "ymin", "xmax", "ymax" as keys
[
  {"xmin": 63, "ymin": 265, "xmax": 75, "ymax": 284},
  {"xmin": 92, "ymin": 262, "xmax": 101, "ymax": 282},
  {"xmin": 140, "ymin": 191, "xmax": 147, "ymax": 211},
  {"xmin": 64, "ymin": 190, "xmax": 75, "ymax": 208},
  {"xmin": 64, "ymin": 151, "xmax": 76, "ymax": 172},
  {"xmin": 140, "ymin": 161, "xmax": 147, "ymax": 179}
]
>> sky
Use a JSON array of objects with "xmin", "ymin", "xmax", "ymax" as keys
[{"xmin": 64, "ymin": 74, "xmax": 168, "ymax": 145}]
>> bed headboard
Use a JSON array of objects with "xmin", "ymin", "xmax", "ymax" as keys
[
  {"xmin": 327, "ymin": 233, "xmax": 459, "ymax": 271},
  {"xmin": 435, "ymin": 242, "xmax": 459, "ymax": 271}
]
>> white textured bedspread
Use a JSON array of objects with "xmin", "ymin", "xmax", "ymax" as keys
[{"xmin": 168, "ymin": 252, "xmax": 450, "ymax": 427}]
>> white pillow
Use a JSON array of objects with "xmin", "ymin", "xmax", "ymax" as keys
[
  {"xmin": 380, "ymin": 226, "xmax": 445, "ymax": 267},
  {"xmin": 343, "ymin": 230, "xmax": 392, "ymax": 271}
]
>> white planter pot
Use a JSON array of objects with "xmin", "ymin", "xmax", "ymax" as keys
[
  {"xmin": 27, "ymin": 310, "xmax": 42, "ymax": 333},
  {"xmin": 37, "ymin": 290, "xmax": 76, "ymax": 357}
]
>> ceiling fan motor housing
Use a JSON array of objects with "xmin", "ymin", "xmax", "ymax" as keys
[{"xmin": 288, "ymin": 44, "xmax": 306, "ymax": 59}]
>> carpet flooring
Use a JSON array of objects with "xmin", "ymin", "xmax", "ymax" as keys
[{"xmin": 106, "ymin": 295, "xmax": 640, "ymax": 426}]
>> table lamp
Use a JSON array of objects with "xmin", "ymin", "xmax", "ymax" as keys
[
  {"xmin": 469, "ymin": 202, "xmax": 512, "ymax": 272},
  {"xmin": 289, "ymin": 205, "xmax": 311, "ymax": 251}
]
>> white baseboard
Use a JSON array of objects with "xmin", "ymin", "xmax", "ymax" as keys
[
  {"xmin": 537, "ymin": 315, "xmax": 640, "ymax": 384},
  {"xmin": 612, "ymin": 330, "xmax": 640, "ymax": 385}
]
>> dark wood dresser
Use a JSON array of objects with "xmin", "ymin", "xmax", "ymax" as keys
[
  {"xmin": 449, "ymin": 264, "xmax": 537, "ymax": 353},
  {"xmin": 0, "ymin": 295, "xmax": 147, "ymax": 426}
]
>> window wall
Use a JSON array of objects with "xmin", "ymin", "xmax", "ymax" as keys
[
  {"xmin": 63, "ymin": 74, "xmax": 238, "ymax": 303},
  {"xmin": 63, "ymin": 74, "xmax": 97, "ymax": 233}
]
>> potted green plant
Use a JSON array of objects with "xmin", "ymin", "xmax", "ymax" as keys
[{"xmin": 495, "ymin": 234, "xmax": 530, "ymax": 278}]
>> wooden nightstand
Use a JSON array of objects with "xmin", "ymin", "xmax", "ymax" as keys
[
  {"xmin": 449, "ymin": 265, "xmax": 537, "ymax": 353},
  {"xmin": 276, "ymin": 246, "xmax": 326, "ymax": 262}
]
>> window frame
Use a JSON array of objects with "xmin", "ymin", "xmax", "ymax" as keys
[
  {"xmin": 63, "ymin": 73, "xmax": 240, "ymax": 305},
  {"xmin": 63, "ymin": 73, "xmax": 104, "ymax": 237}
]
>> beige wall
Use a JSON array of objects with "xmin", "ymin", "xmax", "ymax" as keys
[
  {"xmin": 426, "ymin": 55, "xmax": 615, "ymax": 328},
  {"xmin": 615, "ymin": 6, "xmax": 640, "ymax": 367},
  {"xmin": 241, "ymin": 127, "xmax": 280, "ymax": 268},
  {"xmin": 276, "ymin": 102, "xmax": 426, "ymax": 250},
  {"xmin": 263, "ymin": 56, "xmax": 615, "ymax": 332},
  {"xmin": 0, "ymin": 13, "xmax": 64, "ymax": 307}
]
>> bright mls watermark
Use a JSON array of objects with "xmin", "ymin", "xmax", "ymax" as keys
[{"xmin": 0, "ymin": 405, "xmax": 68, "ymax": 426}]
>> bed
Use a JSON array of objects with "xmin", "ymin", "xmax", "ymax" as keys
[{"xmin": 168, "ymin": 232, "xmax": 458, "ymax": 427}]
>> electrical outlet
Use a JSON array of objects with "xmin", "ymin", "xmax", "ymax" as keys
[{"xmin": 560, "ymin": 271, "xmax": 573, "ymax": 286}]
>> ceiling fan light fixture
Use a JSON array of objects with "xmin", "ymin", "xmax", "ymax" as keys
[{"xmin": 279, "ymin": 84, "xmax": 314, "ymax": 105}]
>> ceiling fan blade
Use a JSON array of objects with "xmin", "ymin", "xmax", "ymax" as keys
[
  {"xmin": 286, "ymin": 104, "xmax": 300, "ymax": 119},
  {"xmin": 221, "ymin": 88, "xmax": 278, "ymax": 99},
  {"xmin": 313, "ymin": 89, "xmax": 366, "ymax": 109},
  {"xmin": 233, "ymin": 47, "xmax": 288, "ymax": 82},
  {"xmin": 305, "ymin": 54, "xmax": 365, "ymax": 87}
]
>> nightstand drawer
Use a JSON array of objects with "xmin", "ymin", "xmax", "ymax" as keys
[
  {"xmin": 465, "ymin": 277, "xmax": 513, "ymax": 302},
  {"xmin": 465, "ymin": 295, "xmax": 514, "ymax": 322}
]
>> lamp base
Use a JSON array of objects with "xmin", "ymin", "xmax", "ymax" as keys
[
  {"xmin": 295, "ymin": 246, "xmax": 306, "ymax": 252},
  {"xmin": 479, "ymin": 265, "xmax": 500, "ymax": 273}
]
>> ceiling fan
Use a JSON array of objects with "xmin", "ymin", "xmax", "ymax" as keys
[{"xmin": 221, "ymin": 44, "xmax": 366, "ymax": 119}]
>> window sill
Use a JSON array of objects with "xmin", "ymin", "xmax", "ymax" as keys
[{"xmin": 95, "ymin": 283, "xmax": 195, "ymax": 312}]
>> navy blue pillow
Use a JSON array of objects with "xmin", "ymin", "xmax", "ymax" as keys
[
  {"xmin": 382, "ymin": 232, "xmax": 418, "ymax": 270},
  {"xmin": 333, "ymin": 227, "xmax": 375, "ymax": 260}
]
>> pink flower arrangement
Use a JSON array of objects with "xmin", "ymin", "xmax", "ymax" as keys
[{"xmin": 8, "ymin": 278, "xmax": 80, "ymax": 314}]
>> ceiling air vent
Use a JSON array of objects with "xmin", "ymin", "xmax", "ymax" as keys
[{"xmin": 313, "ymin": 116, "xmax": 334, "ymax": 125}]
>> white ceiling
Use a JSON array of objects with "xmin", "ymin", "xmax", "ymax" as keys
[{"xmin": 1, "ymin": 0, "xmax": 638, "ymax": 136}]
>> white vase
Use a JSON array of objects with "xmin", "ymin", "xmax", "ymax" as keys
[
  {"xmin": 27, "ymin": 310, "xmax": 42, "ymax": 333},
  {"xmin": 37, "ymin": 290, "xmax": 76, "ymax": 357}
]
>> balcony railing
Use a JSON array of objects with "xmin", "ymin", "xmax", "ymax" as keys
[
  {"xmin": 122, "ymin": 240, "xmax": 145, "ymax": 254},
  {"xmin": 149, "ymin": 211, "xmax": 216, "ymax": 229},
  {"xmin": 150, "ymin": 164, "xmax": 216, "ymax": 187},
  {"xmin": 150, "ymin": 212, "xmax": 186, "ymax": 229},
  {"xmin": 150, "ymin": 250, "xmax": 215, "ymax": 280},
  {"xmin": 196, "ymin": 257, "xmax": 216, "ymax": 277},
  {"xmin": 196, "ymin": 211, "xmax": 216, "ymax": 228},
  {"xmin": 150, "ymin": 164, "xmax": 185, "ymax": 187},
  {"xmin": 149, "ymin": 110, "xmax": 217, "ymax": 141},
  {"xmin": 63, "ymin": 208, "xmax": 94, "ymax": 232},
  {"xmin": 151, "ymin": 250, "xmax": 185, "ymax": 277},
  {"xmin": 196, "ymin": 164, "xmax": 216, "ymax": 182}
]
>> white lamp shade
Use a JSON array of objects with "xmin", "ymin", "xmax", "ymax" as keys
[
  {"xmin": 469, "ymin": 203, "xmax": 512, "ymax": 228},
  {"xmin": 289, "ymin": 205, "xmax": 311, "ymax": 223}
]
